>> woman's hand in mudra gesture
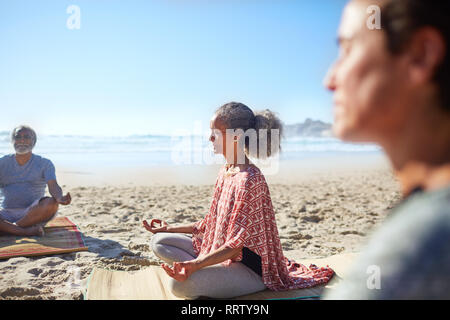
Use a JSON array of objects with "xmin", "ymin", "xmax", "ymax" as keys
[
  {"xmin": 161, "ymin": 246, "xmax": 243, "ymax": 281},
  {"xmin": 143, "ymin": 219, "xmax": 168, "ymax": 234},
  {"xmin": 161, "ymin": 261, "xmax": 199, "ymax": 282}
]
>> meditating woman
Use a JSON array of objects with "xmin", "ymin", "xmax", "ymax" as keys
[{"xmin": 143, "ymin": 102, "xmax": 334, "ymax": 299}]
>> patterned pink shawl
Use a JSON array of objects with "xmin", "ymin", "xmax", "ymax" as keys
[{"xmin": 192, "ymin": 165, "xmax": 334, "ymax": 291}]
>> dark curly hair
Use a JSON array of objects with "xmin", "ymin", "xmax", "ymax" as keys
[{"xmin": 214, "ymin": 102, "xmax": 283, "ymax": 159}]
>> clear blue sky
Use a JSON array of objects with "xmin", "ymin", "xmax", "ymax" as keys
[{"xmin": 0, "ymin": 0, "xmax": 348, "ymax": 136}]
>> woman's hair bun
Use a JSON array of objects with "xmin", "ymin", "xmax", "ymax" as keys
[
  {"xmin": 254, "ymin": 109, "xmax": 283, "ymax": 158},
  {"xmin": 215, "ymin": 102, "xmax": 283, "ymax": 159}
]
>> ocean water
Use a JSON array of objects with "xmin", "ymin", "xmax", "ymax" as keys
[{"xmin": 0, "ymin": 132, "xmax": 381, "ymax": 169}]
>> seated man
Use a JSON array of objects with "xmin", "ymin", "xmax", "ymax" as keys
[{"xmin": 0, "ymin": 125, "xmax": 71, "ymax": 236}]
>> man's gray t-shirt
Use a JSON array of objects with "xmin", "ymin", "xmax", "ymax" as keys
[
  {"xmin": 0, "ymin": 154, "xmax": 56, "ymax": 209},
  {"xmin": 323, "ymin": 184, "xmax": 450, "ymax": 300}
]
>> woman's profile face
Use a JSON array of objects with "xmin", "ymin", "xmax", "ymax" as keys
[
  {"xmin": 209, "ymin": 114, "xmax": 245, "ymax": 161},
  {"xmin": 209, "ymin": 115, "xmax": 226, "ymax": 156},
  {"xmin": 324, "ymin": 0, "xmax": 412, "ymax": 144}
]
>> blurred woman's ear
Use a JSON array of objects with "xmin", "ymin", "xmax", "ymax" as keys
[{"xmin": 406, "ymin": 27, "xmax": 447, "ymax": 87}]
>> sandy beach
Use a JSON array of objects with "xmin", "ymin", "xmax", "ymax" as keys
[{"xmin": 0, "ymin": 154, "xmax": 402, "ymax": 300}]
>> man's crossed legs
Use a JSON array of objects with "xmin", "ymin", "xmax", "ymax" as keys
[{"xmin": 0, "ymin": 197, "xmax": 59, "ymax": 236}]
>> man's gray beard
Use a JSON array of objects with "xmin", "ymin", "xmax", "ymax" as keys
[{"xmin": 14, "ymin": 145, "xmax": 33, "ymax": 155}]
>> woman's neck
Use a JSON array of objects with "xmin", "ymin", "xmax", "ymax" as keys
[
  {"xmin": 224, "ymin": 146, "xmax": 251, "ymax": 166},
  {"xmin": 225, "ymin": 154, "xmax": 253, "ymax": 170},
  {"xmin": 381, "ymin": 108, "xmax": 450, "ymax": 197},
  {"xmin": 394, "ymin": 162, "xmax": 450, "ymax": 197}
]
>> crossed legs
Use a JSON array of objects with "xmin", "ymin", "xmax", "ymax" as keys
[
  {"xmin": 151, "ymin": 232, "xmax": 266, "ymax": 299},
  {"xmin": 15, "ymin": 197, "xmax": 59, "ymax": 228},
  {"xmin": 0, "ymin": 197, "xmax": 58, "ymax": 236}
]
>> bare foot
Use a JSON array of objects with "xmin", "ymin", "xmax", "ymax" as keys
[
  {"xmin": 24, "ymin": 225, "xmax": 45, "ymax": 237},
  {"xmin": 0, "ymin": 220, "xmax": 45, "ymax": 237}
]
